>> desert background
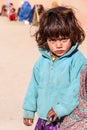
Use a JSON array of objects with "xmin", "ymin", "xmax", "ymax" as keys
[{"xmin": 0, "ymin": 0, "xmax": 87, "ymax": 130}]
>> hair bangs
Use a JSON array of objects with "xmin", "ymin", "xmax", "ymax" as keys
[{"xmin": 44, "ymin": 20, "xmax": 70, "ymax": 39}]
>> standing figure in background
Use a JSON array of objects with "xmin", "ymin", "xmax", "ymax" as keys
[
  {"xmin": 0, "ymin": 5, "xmax": 7, "ymax": 16},
  {"xmin": 17, "ymin": 1, "xmax": 31, "ymax": 22},
  {"xmin": 32, "ymin": 4, "xmax": 45, "ymax": 25},
  {"xmin": 6, "ymin": 2, "xmax": 14, "ymax": 16},
  {"xmin": 6, "ymin": 2, "xmax": 17, "ymax": 21}
]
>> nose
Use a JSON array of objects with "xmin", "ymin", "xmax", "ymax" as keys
[{"xmin": 55, "ymin": 41, "xmax": 62, "ymax": 48}]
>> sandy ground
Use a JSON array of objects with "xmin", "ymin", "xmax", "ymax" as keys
[
  {"xmin": 0, "ymin": 1, "xmax": 87, "ymax": 130},
  {"xmin": 0, "ymin": 17, "xmax": 39, "ymax": 130}
]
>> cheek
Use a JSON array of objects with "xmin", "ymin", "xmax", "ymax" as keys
[
  {"xmin": 48, "ymin": 42, "xmax": 51, "ymax": 49},
  {"xmin": 64, "ymin": 43, "xmax": 71, "ymax": 51},
  {"xmin": 48, "ymin": 44, "xmax": 54, "ymax": 51}
]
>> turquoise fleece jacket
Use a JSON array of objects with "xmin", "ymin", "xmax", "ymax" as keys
[{"xmin": 23, "ymin": 43, "xmax": 87, "ymax": 120}]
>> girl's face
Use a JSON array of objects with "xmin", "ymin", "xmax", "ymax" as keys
[{"xmin": 47, "ymin": 36, "xmax": 71, "ymax": 57}]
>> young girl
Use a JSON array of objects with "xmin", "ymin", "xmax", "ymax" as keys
[{"xmin": 23, "ymin": 6, "xmax": 87, "ymax": 129}]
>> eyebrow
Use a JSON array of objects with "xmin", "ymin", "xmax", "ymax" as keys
[{"xmin": 48, "ymin": 37, "xmax": 69, "ymax": 41}]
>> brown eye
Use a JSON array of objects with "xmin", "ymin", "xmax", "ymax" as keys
[
  {"xmin": 61, "ymin": 38, "xmax": 69, "ymax": 42},
  {"xmin": 62, "ymin": 39, "xmax": 68, "ymax": 42}
]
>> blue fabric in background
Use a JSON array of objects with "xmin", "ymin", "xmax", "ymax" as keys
[
  {"xmin": 18, "ymin": 1, "xmax": 31, "ymax": 21},
  {"xmin": 27, "ymin": 5, "xmax": 35, "ymax": 23}
]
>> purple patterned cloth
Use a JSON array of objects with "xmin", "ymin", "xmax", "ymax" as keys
[
  {"xmin": 59, "ymin": 63, "xmax": 87, "ymax": 130},
  {"xmin": 34, "ymin": 118, "xmax": 59, "ymax": 130}
]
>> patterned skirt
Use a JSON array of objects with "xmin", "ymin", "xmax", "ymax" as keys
[
  {"xmin": 60, "ymin": 63, "xmax": 87, "ymax": 130},
  {"xmin": 34, "ymin": 118, "xmax": 59, "ymax": 130}
]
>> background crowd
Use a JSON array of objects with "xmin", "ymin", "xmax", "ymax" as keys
[{"xmin": 0, "ymin": 1, "xmax": 58, "ymax": 25}]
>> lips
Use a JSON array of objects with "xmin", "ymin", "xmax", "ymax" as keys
[{"xmin": 55, "ymin": 50, "xmax": 64, "ymax": 54}]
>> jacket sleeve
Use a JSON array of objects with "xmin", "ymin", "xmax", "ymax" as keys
[
  {"xmin": 22, "ymin": 60, "xmax": 40, "ymax": 119},
  {"xmin": 53, "ymin": 54, "xmax": 87, "ymax": 118}
]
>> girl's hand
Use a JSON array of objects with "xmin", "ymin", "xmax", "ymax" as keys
[
  {"xmin": 47, "ymin": 108, "xmax": 58, "ymax": 122},
  {"xmin": 23, "ymin": 118, "xmax": 33, "ymax": 126}
]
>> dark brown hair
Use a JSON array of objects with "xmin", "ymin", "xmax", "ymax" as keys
[{"xmin": 35, "ymin": 6, "xmax": 85, "ymax": 50}]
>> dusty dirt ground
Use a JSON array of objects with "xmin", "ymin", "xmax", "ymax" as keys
[
  {"xmin": 0, "ymin": 17, "xmax": 39, "ymax": 130},
  {"xmin": 0, "ymin": 1, "xmax": 87, "ymax": 130}
]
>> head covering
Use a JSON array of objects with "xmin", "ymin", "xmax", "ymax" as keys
[{"xmin": 6, "ymin": 1, "xmax": 10, "ymax": 7}]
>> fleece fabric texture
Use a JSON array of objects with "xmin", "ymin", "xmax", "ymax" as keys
[{"xmin": 23, "ymin": 43, "xmax": 87, "ymax": 120}]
